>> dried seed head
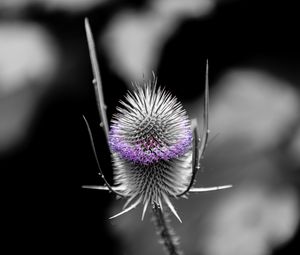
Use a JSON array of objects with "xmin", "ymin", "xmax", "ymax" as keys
[{"xmin": 108, "ymin": 77, "xmax": 193, "ymax": 220}]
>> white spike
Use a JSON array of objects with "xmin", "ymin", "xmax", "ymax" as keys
[
  {"xmin": 158, "ymin": 198, "xmax": 163, "ymax": 212},
  {"xmin": 162, "ymin": 193, "xmax": 182, "ymax": 223},
  {"xmin": 82, "ymin": 185, "xmax": 108, "ymax": 190},
  {"xmin": 123, "ymin": 195, "xmax": 137, "ymax": 210},
  {"xmin": 141, "ymin": 200, "xmax": 149, "ymax": 221},
  {"xmin": 109, "ymin": 198, "xmax": 141, "ymax": 220},
  {"xmin": 82, "ymin": 185, "xmax": 124, "ymax": 191},
  {"xmin": 190, "ymin": 185, "xmax": 232, "ymax": 193}
]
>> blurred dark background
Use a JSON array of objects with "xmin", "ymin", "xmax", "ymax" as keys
[{"xmin": 1, "ymin": 0, "xmax": 300, "ymax": 254}]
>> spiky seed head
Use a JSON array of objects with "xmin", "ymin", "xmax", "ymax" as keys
[
  {"xmin": 109, "ymin": 79, "xmax": 192, "ymax": 165},
  {"xmin": 108, "ymin": 77, "xmax": 193, "ymax": 219}
]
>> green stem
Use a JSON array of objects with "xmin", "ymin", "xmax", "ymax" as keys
[{"xmin": 152, "ymin": 203, "xmax": 182, "ymax": 255}]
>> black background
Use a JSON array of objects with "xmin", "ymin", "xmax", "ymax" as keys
[{"xmin": 2, "ymin": 0, "xmax": 300, "ymax": 254}]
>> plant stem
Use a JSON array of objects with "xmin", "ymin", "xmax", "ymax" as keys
[{"xmin": 152, "ymin": 203, "xmax": 182, "ymax": 255}]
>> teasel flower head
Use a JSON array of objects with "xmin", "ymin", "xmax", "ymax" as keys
[{"xmin": 108, "ymin": 77, "xmax": 193, "ymax": 221}]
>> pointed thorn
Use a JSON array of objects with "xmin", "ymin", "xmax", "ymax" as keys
[
  {"xmin": 123, "ymin": 195, "xmax": 137, "ymax": 210},
  {"xmin": 190, "ymin": 185, "xmax": 233, "ymax": 193},
  {"xmin": 141, "ymin": 200, "xmax": 149, "ymax": 221},
  {"xmin": 163, "ymin": 194, "xmax": 182, "ymax": 223},
  {"xmin": 206, "ymin": 59, "xmax": 209, "ymax": 88},
  {"xmin": 82, "ymin": 185, "xmax": 125, "ymax": 192},
  {"xmin": 158, "ymin": 198, "xmax": 163, "ymax": 212},
  {"xmin": 109, "ymin": 198, "xmax": 141, "ymax": 220},
  {"xmin": 82, "ymin": 185, "xmax": 109, "ymax": 190}
]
